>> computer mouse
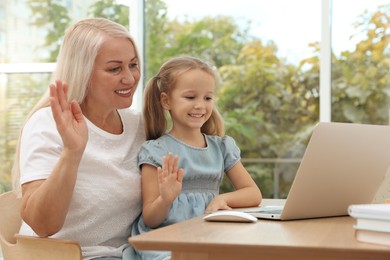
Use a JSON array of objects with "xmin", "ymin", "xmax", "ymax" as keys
[{"xmin": 203, "ymin": 210, "xmax": 257, "ymax": 223}]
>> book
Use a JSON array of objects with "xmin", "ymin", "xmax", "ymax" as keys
[
  {"xmin": 354, "ymin": 217, "xmax": 390, "ymax": 233},
  {"xmin": 348, "ymin": 203, "xmax": 390, "ymax": 220},
  {"xmin": 355, "ymin": 229, "xmax": 390, "ymax": 246},
  {"xmin": 349, "ymin": 203, "xmax": 390, "ymax": 246}
]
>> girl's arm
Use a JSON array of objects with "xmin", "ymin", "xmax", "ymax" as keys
[
  {"xmin": 205, "ymin": 161, "xmax": 262, "ymax": 213},
  {"xmin": 141, "ymin": 153, "xmax": 184, "ymax": 228},
  {"xmin": 20, "ymin": 81, "xmax": 88, "ymax": 237}
]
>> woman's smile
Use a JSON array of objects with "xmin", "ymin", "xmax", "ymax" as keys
[{"xmin": 115, "ymin": 88, "xmax": 133, "ymax": 96}]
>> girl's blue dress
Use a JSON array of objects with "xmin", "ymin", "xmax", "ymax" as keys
[{"xmin": 130, "ymin": 134, "xmax": 241, "ymax": 260}]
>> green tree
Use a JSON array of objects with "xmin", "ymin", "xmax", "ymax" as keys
[
  {"xmin": 27, "ymin": 0, "xmax": 71, "ymax": 61},
  {"xmin": 217, "ymin": 40, "xmax": 318, "ymax": 197},
  {"xmin": 88, "ymin": 0, "xmax": 129, "ymax": 28},
  {"xmin": 163, "ymin": 16, "xmax": 249, "ymax": 68},
  {"xmin": 0, "ymin": 74, "xmax": 50, "ymax": 192},
  {"xmin": 144, "ymin": 0, "xmax": 170, "ymax": 80},
  {"xmin": 219, "ymin": 39, "xmax": 319, "ymax": 155},
  {"xmin": 332, "ymin": 4, "xmax": 390, "ymax": 124},
  {"xmin": 143, "ymin": 0, "xmax": 251, "ymax": 78}
]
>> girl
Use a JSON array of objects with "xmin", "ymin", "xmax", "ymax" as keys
[{"xmin": 131, "ymin": 56, "xmax": 262, "ymax": 260}]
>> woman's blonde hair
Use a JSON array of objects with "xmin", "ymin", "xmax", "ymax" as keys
[
  {"xmin": 12, "ymin": 18, "xmax": 139, "ymax": 195},
  {"xmin": 143, "ymin": 55, "xmax": 224, "ymax": 140}
]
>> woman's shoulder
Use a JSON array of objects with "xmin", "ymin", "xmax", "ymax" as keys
[
  {"xmin": 30, "ymin": 106, "xmax": 52, "ymax": 118},
  {"xmin": 25, "ymin": 107, "xmax": 54, "ymax": 127},
  {"xmin": 22, "ymin": 107, "xmax": 58, "ymax": 139}
]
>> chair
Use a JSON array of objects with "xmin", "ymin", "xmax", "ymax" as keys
[{"xmin": 0, "ymin": 191, "xmax": 82, "ymax": 260}]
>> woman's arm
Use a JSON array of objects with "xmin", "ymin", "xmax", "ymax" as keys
[
  {"xmin": 205, "ymin": 161, "xmax": 262, "ymax": 213},
  {"xmin": 21, "ymin": 150, "xmax": 82, "ymax": 237},
  {"xmin": 20, "ymin": 81, "xmax": 88, "ymax": 237},
  {"xmin": 141, "ymin": 153, "xmax": 184, "ymax": 228}
]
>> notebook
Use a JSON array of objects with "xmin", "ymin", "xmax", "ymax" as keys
[{"xmin": 236, "ymin": 122, "xmax": 390, "ymax": 220}]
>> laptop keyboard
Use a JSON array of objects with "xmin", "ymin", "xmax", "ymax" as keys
[
  {"xmin": 244, "ymin": 206, "xmax": 284, "ymax": 214},
  {"xmin": 257, "ymin": 208, "xmax": 283, "ymax": 214}
]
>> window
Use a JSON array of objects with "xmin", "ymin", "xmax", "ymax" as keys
[
  {"xmin": 1, "ymin": 0, "xmax": 389, "ymax": 198},
  {"xmin": 331, "ymin": 0, "xmax": 390, "ymax": 124}
]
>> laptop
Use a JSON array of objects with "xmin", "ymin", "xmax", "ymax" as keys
[{"xmin": 237, "ymin": 122, "xmax": 390, "ymax": 220}]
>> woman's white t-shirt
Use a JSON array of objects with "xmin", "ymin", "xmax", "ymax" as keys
[{"xmin": 19, "ymin": 107, "xmax": 145, "ymax": 259}]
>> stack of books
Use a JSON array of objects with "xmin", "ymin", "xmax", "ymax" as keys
[{"xmin": 348, "ymin": 203, "xmax": 390, "ymax": 246}]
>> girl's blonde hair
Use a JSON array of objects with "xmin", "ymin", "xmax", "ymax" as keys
[
  {"xmin": 143, "ymin": 56, "xmax": 224, "ymax": 140},
  {"xmin": 12, "ymin": 18, "xmax": 139, "ymax": 195}
]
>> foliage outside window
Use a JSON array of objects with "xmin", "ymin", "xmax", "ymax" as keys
[{"xmin": 0, "ymin": 0, "xmax": 389, "ymax": 199}]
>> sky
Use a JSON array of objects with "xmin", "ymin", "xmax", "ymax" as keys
[{"xmin": 161, "ymin": 0, "xmax": 388, "ymax": 64}]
